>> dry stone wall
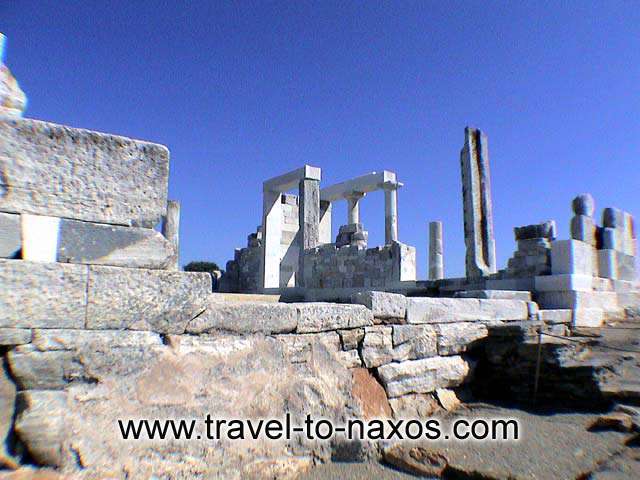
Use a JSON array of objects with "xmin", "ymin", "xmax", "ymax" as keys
[{"xmin": 0, "ymin": 256, "xmax": 538, "ymax": 477}]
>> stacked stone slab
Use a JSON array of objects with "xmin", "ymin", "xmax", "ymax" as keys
[
  {"xmin": 0, "ymin": 111, "xmax": 180, "ymax": 269},
  {"xmin": 533, "ymin": 194, "xmax": 639, "ymax": 327},
  {"xmin": 303, "ymin": 241, "xmax": 416, "ymax": 289},
  {"xmin": 350, "ymin": 291, "xmax": 534, "ymax": 414},
  {"xmin": 504, "ymin": 221, "xmax": 556, "ymax": 278}
]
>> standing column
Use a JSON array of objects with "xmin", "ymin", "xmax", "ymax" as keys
[
  {"xmin": 161, "ymin": 200, "xmax": 180, "ymax": 271},
  {"xmin": 429, "ymin": 221, "xmax": 444, "ymax": 280},
  {"xmin": 460, "ymin": 127, "xmax": 496, "ymax": 279},
  {"xmin": 260, "ymin": 189, "xmax": 282, "ymax": 290},
  {"xmin": 298, "ymin": 178, "xmax": 320, "ymax": 287},
  {"xmin": 383, "ymin": 183, "xmax": 399, "ymax": 244},
  {"xmin": 346, "ymin": 192, "xmax": 365, "ymax": 224}
]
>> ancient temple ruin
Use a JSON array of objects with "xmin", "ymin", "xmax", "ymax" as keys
[{"xmin": 1, "ymin": 32, "xmax": 640, "ymax": 479}]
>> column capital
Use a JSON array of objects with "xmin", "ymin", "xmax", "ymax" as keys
[{"xmin": 381, "ymin": 181, "xmax": 403, "ymax": 191}]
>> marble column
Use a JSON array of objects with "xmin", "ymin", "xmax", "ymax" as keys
[
  {"xmin": 298, "ymin": 178, "xmax": 320, "ymax": 287},
  {"xmin": 429, "ymin": 221, "xmax": 444, "ymax": 280},
  {"xmin": 460, "ymin": 127, "xmax": 496, "ymax": 279},
  {"xmin": 346, "ymin": 192, "xmax": 365, "ymax": 225},
  {"xmin": 383, "ymin": 183, "xmax": 399, "ymax": 244}
]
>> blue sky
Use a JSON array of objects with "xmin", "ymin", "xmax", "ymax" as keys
[{"xmin": 2, "ymin": 1, "xmax": 639, "ymax": 277}]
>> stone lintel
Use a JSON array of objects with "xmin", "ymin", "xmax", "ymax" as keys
[
  {"xmin": 320, "ymin": 170, "xmax": 397, "ymax": 202},
  {"xmin": 263, "ymin": 165, "xmax": 321, "ymax": 193}
]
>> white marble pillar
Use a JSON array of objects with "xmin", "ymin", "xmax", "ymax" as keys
[
  {"xmin": 383, "ymin": 184, "xmax": 399, "ymax": 244},
  {"xmin": 429, "ymin": 221, "xmax": 444, "ymax": 280},
  {"xmin": 346, "ymin": 192, "xmax": 365, "ymax": 225}
]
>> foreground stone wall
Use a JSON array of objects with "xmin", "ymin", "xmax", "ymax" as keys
[{"xmin": 0, "ymin": 258, "xmax": 537, "ymax": 477}]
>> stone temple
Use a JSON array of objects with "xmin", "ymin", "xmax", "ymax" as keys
[{"xmin": 1, "ymin": 33, "xmax": 640, "ymax": 479}]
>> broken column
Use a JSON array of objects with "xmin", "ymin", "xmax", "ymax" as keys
[
  {"xmin": 428, "ymin": 221, "xmax": 444, "ymax": 280},
  {"xmin": 0, "ymin": 33, "xmax": 27, "ymax": 118},
  {"xmin": 460, "ymin": 127, "xmax": 496, "ymax": 279},
  {"xmin": 298, "ymin": 178, "xmax": 320, "ymax": 287},
  {"xmin": 162, "ymin": 200, "xmax": 180, "ymax": 270},
  {"xmin": 383, "ymin": 182, "xmax": 400, "ymax": 244}
]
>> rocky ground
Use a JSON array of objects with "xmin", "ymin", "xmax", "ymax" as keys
[{"xmin": 301, "ymin": 403, "xmax": 640, "ymax": 479}]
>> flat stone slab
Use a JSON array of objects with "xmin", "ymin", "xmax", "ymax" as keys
[
  {"xmin": 57, "ymin": 219, "xmax": 175, "ymax": 269},
  {"xmin": 539, "ymin": 309, "xmax": 572, "ymax": 324},
  {"xmin": 86, "ymin": 266, "xmax": 211, "ymax": 333},
  {"xmin": 0, "ymin": 259, "xmax": 87, "ymax": 329},
  {"xmin": 296, "ymin": 303, "xmax": 373, "ymax": 333},
  {"xmin": 454, "ymin": 289, "xmax": 531, "ymax": 301},
  {"xmin": 187, "ymin": 299, "xmax": 298, "ymax": 335},
  {"xmin": 0, "ymin": 212, "xmax": 20, "ymax": 258},
  {"xmin": 406, "ymin": 298, "xmax": 529, "ymax": 324},
  {"xmin": 535, "ymin": 274, "xmax": 594, "ymax": 292},
  {"xmin": 0, "ymin": 328, "xmax": 31, "ymax": 346},
  {"xmin": 0, "ymin": 118, "xmax": 169, "ymax": 227},
  {"xmin": 377, "ymin": 355, "xmax": 469, "ymax": 398},
  {"xmin": 436, "ymin": 323, "xmax": 488, "ymax": 355},
  {"xmin": 29, "ymin": 329, "xmax": 162, "ymax": 351},
  {"xmin": 350, "ymin": 291, "xmax": 407, "ymax": 320}
]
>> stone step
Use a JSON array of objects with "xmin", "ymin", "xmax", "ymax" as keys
[{"xmin": 453, "ymin": 289, "xmax": 532, "ymax": 301}]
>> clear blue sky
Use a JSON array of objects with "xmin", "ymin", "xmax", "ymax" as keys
[{"xmin": 3, "ymin": 1, "xmax": 639, "ymax": 278}]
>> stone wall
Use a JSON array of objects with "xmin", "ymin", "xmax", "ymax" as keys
[
  {"xmin": 302, "ymin": 241, "xmax": 416, "ymax": 289},
  {"xmin": 0, "ymin": 118, "xmax": 177, "ymax": 270},
  {"xmin": 0, "ymin": 256, "xmax": 537, "ymax": 477}
]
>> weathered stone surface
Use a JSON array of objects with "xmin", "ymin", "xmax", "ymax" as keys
[
  {"xmin": 38, "ymin": 333, "xmax": 356, "ymax": 478},
  {"xmin": 361, "ymin": 326, "xmax": 394, "ymax": 368},
  {"xmin": 0, "ymin": 260, "xmax": 87, "ymax": 329},
  {"xmin": 551, "ymin": 239, "xmax": 594, "ymax": 275},
  {"xmin": 406, "ymin": 298, "xmax": 528, "ymax": 324},
  {"xmin": 435, "ymin": 388, "xmax": 461, "ymax": 411},
  {"xmin": 535, "ymin": 273, "xmax": 593, "ymax": 292},
  {"xmin": 573, "ymin": 308, "xmax": 605, "ymax": 328},
  {"xmin": 86, "ymin": 266, "xmax": 211, "ymax": 333},
  {"xmin": 378, "ymin": 355, "xmax": 470, "ymax": 397},
  {"xmin": 460, "ymin": 127, "xmax": 496, "ymax": 279},
  {"xmin": 436, "ymin": 323, "xmax": 488, "ymax": 355},
  {"xmin": 454, "ymin": 289, "xmax": 531, "ymax": 301},
  {"xmin": 296, "ymin": 303, "xmax": 373, "ymax": 333},
  {"xmin": 0, "ymin": 358, "xmax": 17, "ymax": 468},
  {"xmin": 383, "ymin": 445, "xmax": 448, "ymax": 477},
  {"xmin": 30, "ymin": 329, "xmax": 162, "ymax": 351},
  {"xmin": 388, "ymin": 393, "xmax": 439, "ymax": 418},
  {"xmin": 338, "ymin": 328, "xmax": 364, "ymax": 350},
  {"xmin": 350, "ymin": 291, "xmax": 407, "ymax": 320},
  {"xmin": 161, "ymin": 199, "xmax": 180, "ymax": 270},
  {"xmin": 14, "ymin": 391, "xmax": 67, "ymax": 467},
  {"xmin": 391, "ymin": 325, "xmax": 438, "ymax": 361},
  {"xmin": 538, "ymin": 309, "xmax": 572, "ymax": 324},
  {"xmin": 0, "ymin": 328, "xmax": 30, "ymax": 346},
  {"xmin": 351, "ymin": 368, "xmax": 392, "ymax": 419},
  {"xmin": 276, "ymin": 331, "xmax": 342, "ymax": 365},
  {"xmin": 0, "ymin": 212, "xmax": 20, "ymax": 258},
  {"xmin": 187, "ymin": 299, "xmax": 297, "ymax": 335},
  {"xmin": 57, "ymin": 219, "xmax": 175, "ymax": 269},
  {"xmin": 0, "ymin": 118, "xmax": 169, "ymax": 227},
  {"xmin": 8, "ymin": 350, "xmax": 85, "ymax": 390},
  {"xmin": 514, "ymin": 221, "xmax": 557, "ymax": 240}
]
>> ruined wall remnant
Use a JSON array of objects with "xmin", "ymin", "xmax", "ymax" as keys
[
  {"xmin": 460, "ymin": 127, "xmax": 496, "ymax": 279},
  {"xmin": 303, "ymin": 242, "xmax": 416, "ymax": 289}
]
